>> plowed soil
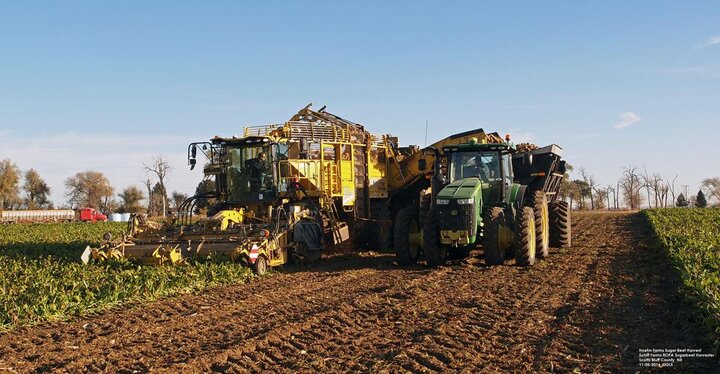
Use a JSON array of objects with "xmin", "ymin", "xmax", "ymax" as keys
[{"xmin": 0, "ymin": 212, "xmax": 716, "ymax": 372}]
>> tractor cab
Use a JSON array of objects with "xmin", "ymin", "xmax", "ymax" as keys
[
  {"xmin": 432, "ymin": 138, "xmax": 519, "ymax": 249},
  {"xmin": 444, "ymin": 141, "xmax": 516, "ymax": 205}
]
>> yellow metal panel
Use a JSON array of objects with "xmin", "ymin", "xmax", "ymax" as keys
[{"xmin": 368, "ymin": 146, "xmax": 388, "ymax": 198}]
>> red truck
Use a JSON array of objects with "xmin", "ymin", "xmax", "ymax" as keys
[{"xmin": 77, "ymin": 208, "xmax": 108, "ymax": 222}]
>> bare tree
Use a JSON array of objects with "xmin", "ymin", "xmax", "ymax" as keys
[
  {"xmin": 666, "ymin": 175, "xmax": 678, "ymax": 207},
  {"xmin": 648, "ymin": 173, "xmax": 664, "ymax": 208},
  {"xmin": 621, "ymin": 165, "xmax": 643, "ymax": 210},
  {"xmin": 580, "ymin": 168, "xmax": 596, "ymax": 210},
  {"xmin": 606, "ymin": 185, "xmax": 615, "ymax": 210},
  {"xmin": 144, "ymin": 155, "xmax": 172, "ymax": 217},
  {"xmin": 702, "ymin": 178, "xmax": 720, "ymax": 203},
  {"xmin": 640, "ymin": 166, "xmax": 653, "ymax": 209},
  {"xmin": 593, "ymin": 187, "xmax": 608, "ymax": 210}
]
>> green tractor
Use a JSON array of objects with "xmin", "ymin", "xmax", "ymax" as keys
[{"xmin": 417, "ymin": 136, "xmax": 569, "ymax": 267}]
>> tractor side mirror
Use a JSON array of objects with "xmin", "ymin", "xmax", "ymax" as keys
[
  {"xmin": 191, "ymin": 144, "xmax": 197, "ymax": 158},
  {"xmin": 418, "ymin": 158, "xmax": 427, "ymax": 171},
  {"xmin": 189, "ymin": 158, "xmax": 197, "ymax": 170}
]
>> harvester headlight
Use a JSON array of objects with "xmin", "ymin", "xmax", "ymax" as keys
[
  {"xmin": 456, "ymin": 198, "xmax": 474, "ymax": 205},
  {"xmin": 436, "ymin": 199, "xmax": 450, "ymax": 205}
]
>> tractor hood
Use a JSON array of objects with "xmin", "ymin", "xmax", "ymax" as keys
[{"xmin": 437, "ymin": 178, "xmax": 482, "ymax": 200}]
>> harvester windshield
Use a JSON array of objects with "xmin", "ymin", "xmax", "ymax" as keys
[
  {"xmin": 226, "ymin": 144, "xmax": 276, "ymax": 202},
  {"xmin": 449, "ymin": 151, "xmax": 500, "ymax": 183}
]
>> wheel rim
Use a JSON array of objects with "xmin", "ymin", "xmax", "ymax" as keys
[
  {"xmin": 258, "ymin": 257, "xmax": 267, "ymax": 274},
  {"xmin": 541, "ymin": 203, "xmax": 549, "ymax": 249},
  {"xmin": 529, "ymin": 217, "xmax": 536, "ymax": 258}
]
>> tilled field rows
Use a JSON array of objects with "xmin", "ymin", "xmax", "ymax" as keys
[{"xmin": 0, "ymin": 212, "xmax": 714, "ymax": 373}]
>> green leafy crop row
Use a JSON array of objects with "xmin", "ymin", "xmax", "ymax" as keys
[
  {"xmin": 645, "ymin": 208, "xmax": 720, "ymax": 349},
  {"xmin": 0, "ymin": 223, "xmax": 252, "ymax": 329}
]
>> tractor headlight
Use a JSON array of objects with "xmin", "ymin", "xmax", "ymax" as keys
[
  {"xmin": 456, "ymin": 198, "xmax": 474, "ymax": 205},
  {"xmin": 436, "ymin": 199, "xmax": 450, "ymax": 205}
]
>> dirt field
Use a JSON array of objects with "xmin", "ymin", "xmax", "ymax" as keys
[{"xmin": 0, "ymin": 212, "xmax": 716, "ymax": 373}]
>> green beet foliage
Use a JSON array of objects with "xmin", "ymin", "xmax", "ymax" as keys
[
  {"xmin": 0, "ymin": 222, "xmax": 252, "ymax": 329},
  {"xmin": 645, "ymin": 208, "xmax": 720, "ymax": 350}
]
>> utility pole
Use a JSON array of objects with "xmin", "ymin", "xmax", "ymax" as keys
[{"xmin": 424, "ymin": 120, "xmax": 429, "ymax": 147}]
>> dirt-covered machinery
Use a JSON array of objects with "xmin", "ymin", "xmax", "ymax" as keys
[
  {"xmin": 83, "ymin": 104, "xmax": 402, "ymax": 274},
  {"xmin": 391, "ymin": 132, "xmax": 570, "ymax": 267}
]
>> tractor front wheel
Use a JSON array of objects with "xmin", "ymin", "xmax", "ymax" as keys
[
  {"xmin": 423, "ymin": 206, "xmax": 447, "ymax": 267},
  {"xmin": 514, "ymin": 207, "xmax": 537, "ymax": 266},
  {"xmin": 483, "ymin": 207, "xmax": 507, "ymax": 266},
  {"xmin": 393, "ymin": 206, "xmax": 421, "ymax": 265}
]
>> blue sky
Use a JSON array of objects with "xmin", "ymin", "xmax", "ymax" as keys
[{"xmin": 1, "ymin": 1, "xmax": 718, "ymax": 205}]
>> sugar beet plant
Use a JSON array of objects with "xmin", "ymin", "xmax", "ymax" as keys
[
  {"xmin": 0, "ymin": 223, "xmax": 252, "ymax": 329},
  {"xmin": 645, "ymin": 208, "xmax": 720, "ymax": 349}
]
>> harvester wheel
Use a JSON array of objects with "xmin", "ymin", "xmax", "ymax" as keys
[
  {"xmin": 483, "ymin": 207, "xmax": 507, "ymax": 266},
  {"xmin": 514, "ymin": 206, "xmax": 537, "ymax": 266},
  {"xmin": 252, "ymin": 255, "xmax": 268, "ymax": 276},
  {"xmin": 418, "ymin": 194, "xmax": 432, "ymax": 227},
  {"xmin": 549, "ymin": 201, "xmax": 572, "ymax": 248},
  {"xmin": 527, "ymin": 190, "xmax": 550, "ymax": 259},
  {"xmin": 423, "ymin": 206, "xmax": 447, "ymax": 267},
  {"xmin": 394, "ymin": 206, "xmax": 421, "ymax": 266}
]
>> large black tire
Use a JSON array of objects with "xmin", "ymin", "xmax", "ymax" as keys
[
  {"xmin": 549, "ymin": 201, "xmax": 572, "ymax": 248},
  {"xmin": 418, "ymin": 193, "xmax": 431, "ymax": 227},
  {"xmin": 514, "ymin": 206, "xmax": 537, "ymax": 266},
  {"xmin": 483, "ymin": 207, "xmax": 507, "ymax": 266},
  {"xmin": 527, "ymin": 190, "xmax": 550, "ymax": 259},
  {"xmin": 393, "ymin": 206, "xmax": 420, "ymax": 265},
  {"xmin": 423, "ymin": 206, "xmax": 447, "ymax": 267}
]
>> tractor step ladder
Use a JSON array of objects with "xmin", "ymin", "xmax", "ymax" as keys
[{"xmin": 320, "ymin": 192, "xmax": 350, "ymax": 245}]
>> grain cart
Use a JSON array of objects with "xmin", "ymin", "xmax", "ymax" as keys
[
  {"xmin": 393, "ymin": 133, "xmax": 569, "ymax": 267},
  {"xmin": 512, "ymin": 143, "xmax": 571, "ymax": 249},
  {"xmin": 83, "ymin": 104, "xmax": 401, "ymax": 274}
]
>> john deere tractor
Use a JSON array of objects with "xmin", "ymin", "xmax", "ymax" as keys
[{"xmin": 411, "ymin": 135, "xmax": 569, "ymax": 267}]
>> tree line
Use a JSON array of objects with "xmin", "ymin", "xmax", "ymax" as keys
[
  {"xmin": 559, "ymin": 164, "xmax": 719, "ymax": 210},
  {"xmin": 0, "ymin": 156, "xmax": 211, "ymax": 216}
]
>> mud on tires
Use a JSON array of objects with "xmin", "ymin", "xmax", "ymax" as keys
[
  {"xmin": 423, "ymin": 205, "xmax": 447, "ymax": 267},
  {"xmin": 483, "ymin": 207, "xmax": 507, "ymax": 266},
  {"xmin": 549, "ymin": 200, "xmax": 572, "ymax": 248},
  {"xmin": 527, "ymin": 190, "xmax": 550, "ymax": 259},
  {"xmin": 393, "ymin": 206, "xmax": 421, "ymax": 265},
  {"xmin": 514, "ymin": 206, "xmax": 537, "ymax": 266}
]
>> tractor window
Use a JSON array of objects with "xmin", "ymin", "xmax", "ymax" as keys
[
  {"xmin": 450, "ymin": 151, "xmax": 501, "ymax": 183},
  {"xmin": 226, "ymin": 144, "xmax": 274, "ymax": 202}
]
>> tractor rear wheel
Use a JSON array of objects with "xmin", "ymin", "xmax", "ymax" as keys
[
  {"xmin": 527, "ymin": 190, "xmax": 550, "ymax": 258},
  {"xmin": 483, "ymin": 207, "xmax": 507, "ymax": 266},
  {"xmin": 423, "ymin": 206, "xmax": 447, "ymax": 267},
  {"xmin": 394, "ymin": 206, "xmax": 421, "ymax": 265},
  {"xmin": 549, "ymin": 201, "xmax": 572, "ymax": 248},
  {"xmin": 514, "ymin": 206, "xmax": 537, "ymax": 266}
]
